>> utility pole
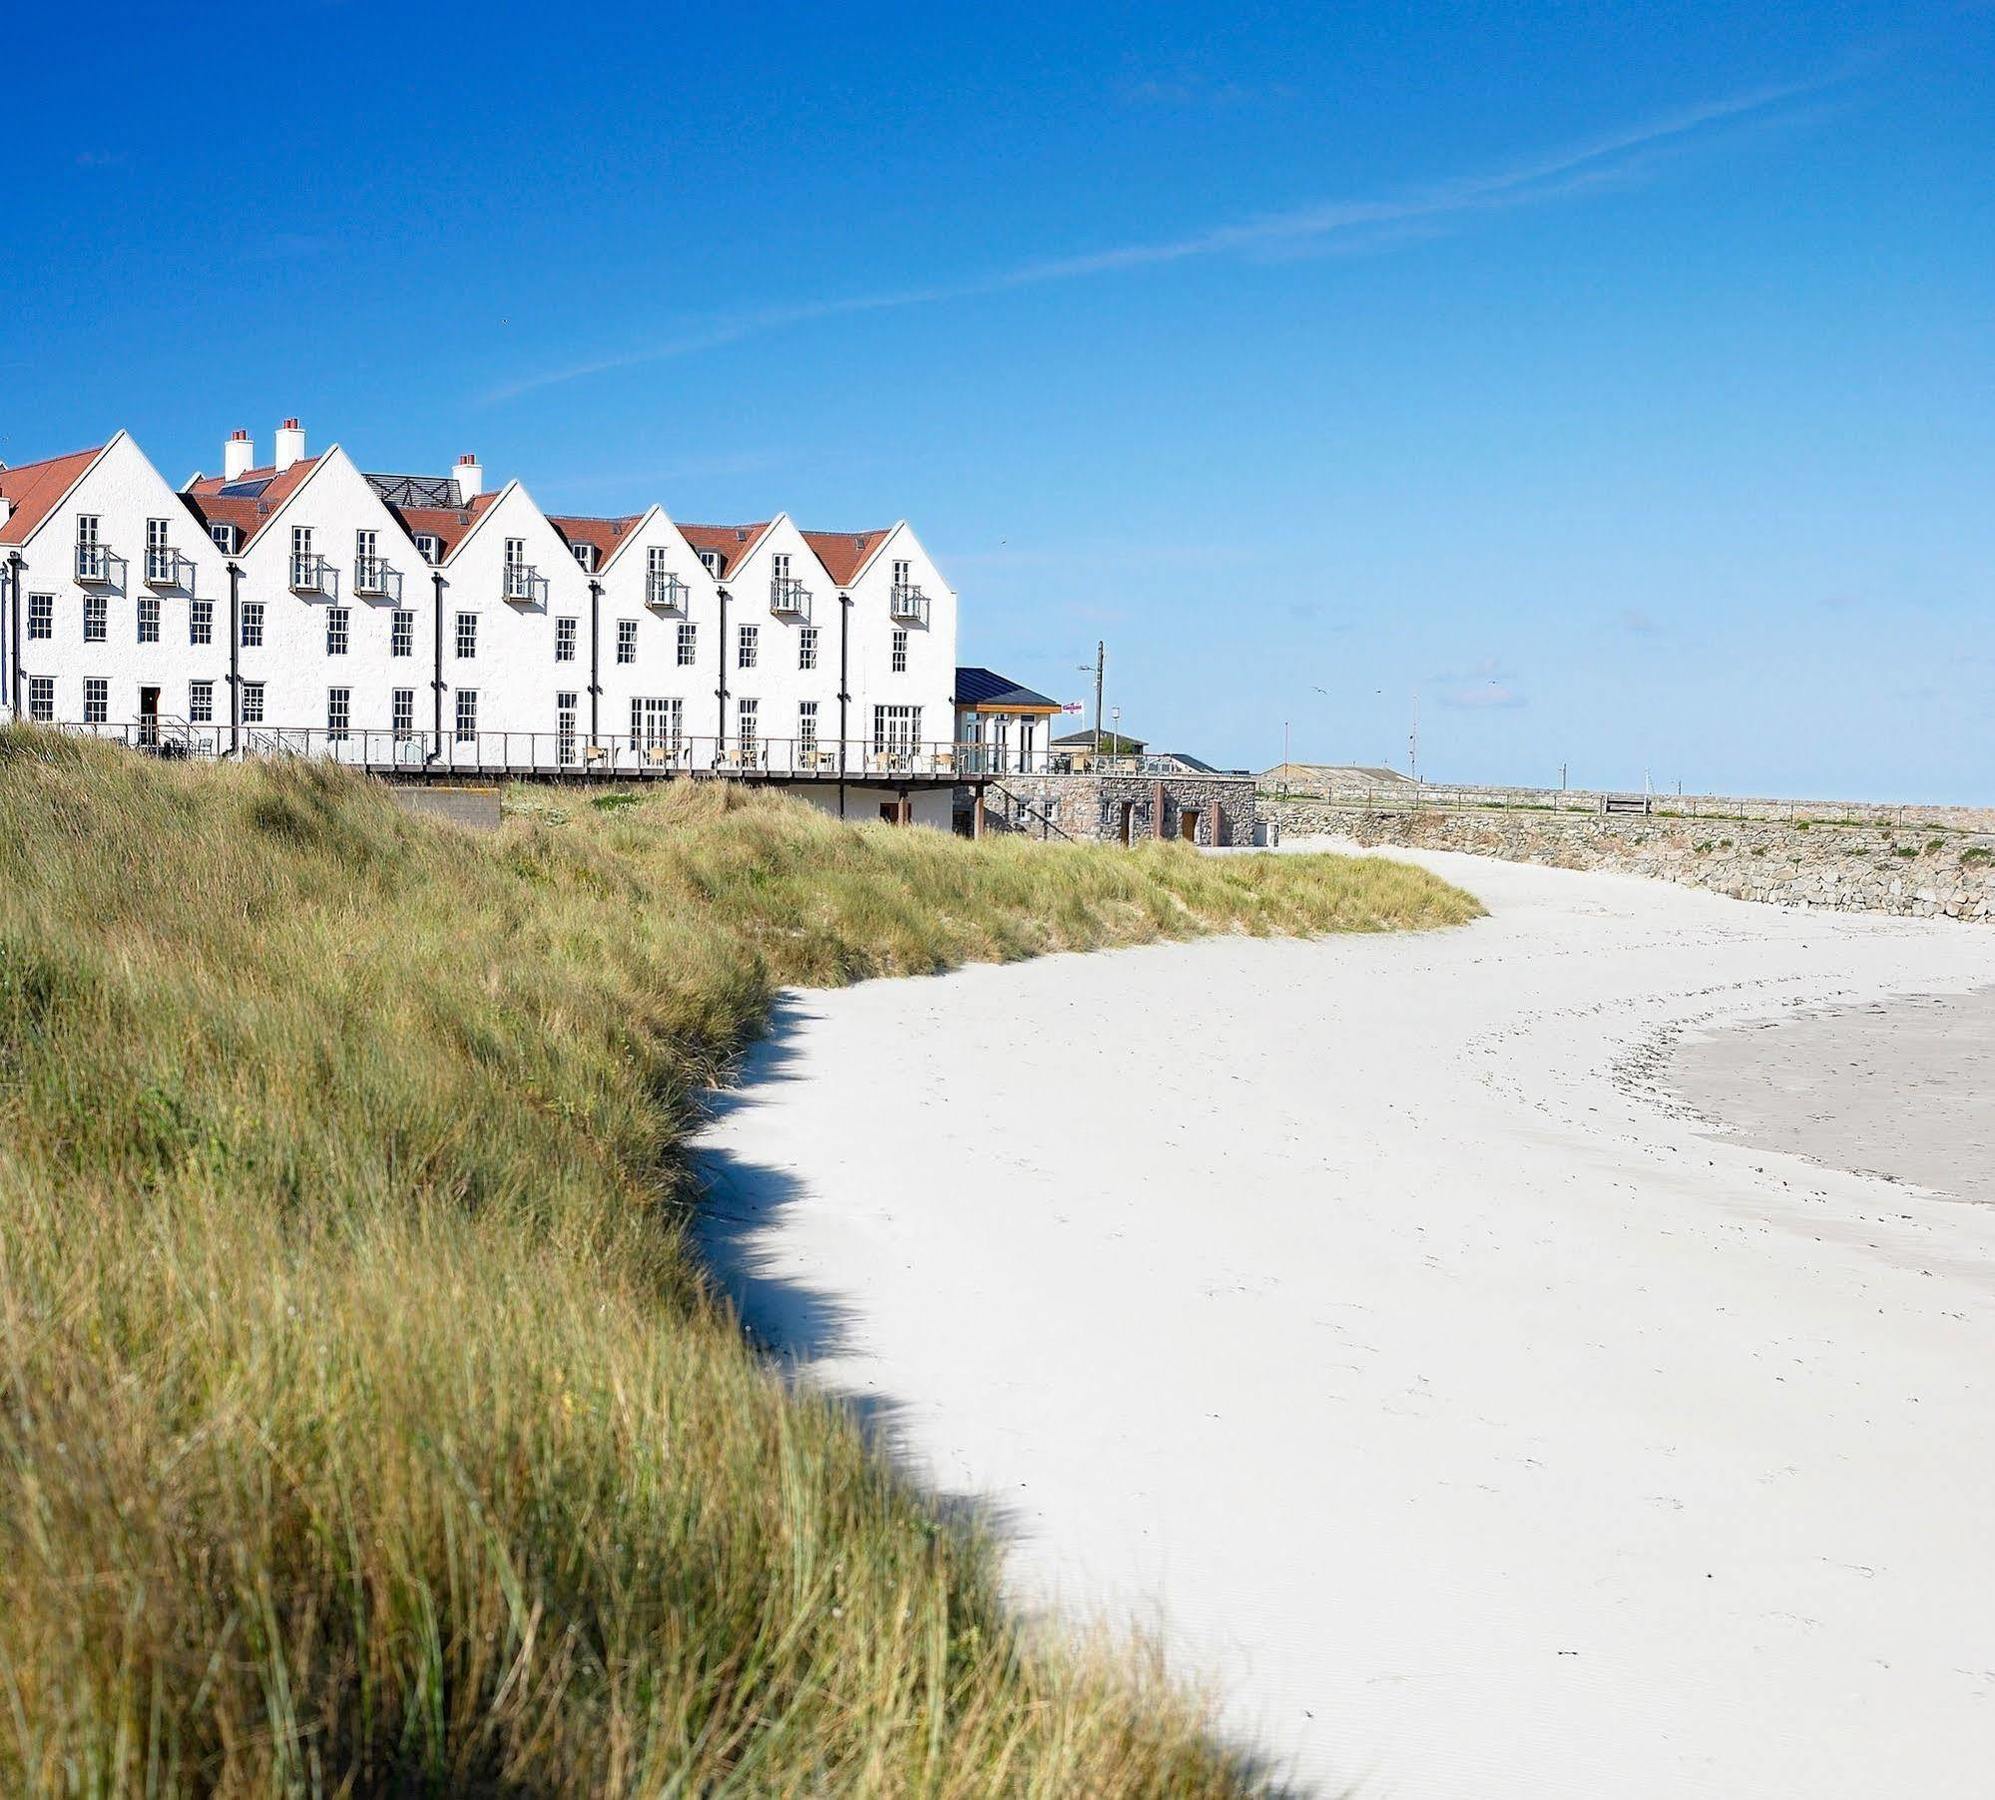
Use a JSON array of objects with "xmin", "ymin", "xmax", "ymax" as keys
[
  {"xmin": 1560, "ymin": 761, "xmax": 1567, "ymax": 792},
  {"xmin": 1409, "ymin": 689, "xmax": 1420, "ymax": 785},
  {"xmin": 1093, "ymin": 639, "xmax": 1105, "ymax": 758}
]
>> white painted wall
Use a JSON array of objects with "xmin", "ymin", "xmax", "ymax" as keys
[
  {"xmin": 590, "ymin": 506, "xmax": 723, "ymax": 767},
  {"xmin": 841, "ymin": 523, "xmax": 958, "ymax": 768}
]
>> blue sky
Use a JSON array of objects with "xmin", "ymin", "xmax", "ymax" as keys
[{"xmin": 4, "ymin": 2, "xmax": 1991, "ymax": 796}]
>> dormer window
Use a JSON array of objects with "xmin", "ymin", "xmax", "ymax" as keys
[
  {"xmin": 572, "ymin": 542, "xmax": 595, "ymax": 572},
  {"xmin": 415, "ymin": 533, "xmax": 442, "ymax": 565},
  {"xmin": 698, "ymin": 549, "xmax": 719, "ymax": 576},
  {"xmin": 209, "ymin": 521, "xmax": 237, "ymax": 554}
]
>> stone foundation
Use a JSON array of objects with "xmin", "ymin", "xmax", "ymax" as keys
[{"xmin": 963, "ymin": 774, "xmax": 1259, "ymax": 847}]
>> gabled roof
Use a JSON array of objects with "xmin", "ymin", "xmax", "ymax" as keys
[
  {"xmin": 954, "ymin": 666, "xmax": 1059, "ymax": 712},
  {"xmin": 677, "ymin": 521, "xmax": 774, "ymax": 580},
  {"xmin": 547, "ymin": 513, "xmax": 646, "ymax": 573},
  {"xmin": 0, "ymin": 444, "xmax": 108, "ymax": 546},
  {"xmin": 385, "ymin": 493, "xmax": 498, "ymax": 561},
  {"xmin": 180, "ymin": 455, "xmax": 326, "ymax": 553},
  {"xmin": 1053, "ymin": 728, "xmax": 1146, "ymax": 752},
  {"xmin": 800, "ymin": 527, "xmax": 893, "ymax": 589},
  {"xmin": 1156, "ymin": 751, "xmax": 1222, "ymax": 774}
]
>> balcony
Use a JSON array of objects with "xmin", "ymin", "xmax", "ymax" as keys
[
  {"xmin": 769, "ymin": 575, "xmax": 812, "ymax": 620},
  {"xmin": 889, "ymin": 582, "xmax": 931, "ymax": 626},
  {"xmin": 75, "ymin": 543, "xmax": 119, "ymax": 584},
  {"xmin": 290, "ymin": 553, "xmax": 334, "ymax": 595},
  {"xmin": 645, "ymin": 569, "xmax": 689, "ymax": 610},
  {"xmin": 143, "ymin": 545, "xmax": 188, "ymax": 588},
  {"xmin": 503, "ymin": 562, "xmax": 541, "ymax": 604},
  {"xmin": 353, "ymin": 554, "xmax": 396, "ymax": 598}
]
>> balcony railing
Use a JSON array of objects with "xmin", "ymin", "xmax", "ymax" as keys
[
  {"xmin": 503, "ymin": 562, "xmax": 541, "ymax": 603},
  {"xmin": 290, "ymin": 553, "xmax": 334, "ymax": 595},
  {"xmin": 353, "ymin": 554, "xmax": 396, "ymax": 598},
  {"xmin": 889, "ymin": 582, "xmax": 931, "ymax": 626},
  {"xmin": 770, "ymin": 576, "xmax": 812, "ymax": 620},
  {"xmin": 143, "ymin": 545, "xmax": 189, "ymax": 588},
  {"xmin": 75, "ymin": 543, "xmax": 120, "ymax": 584},
  {"xmin": 645, "ymin": 569, "xmax": 689, "ymax": 610}
]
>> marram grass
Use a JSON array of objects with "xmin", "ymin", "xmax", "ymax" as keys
[{"xmin": 0, "ymin": 730, "xmax": 1478, "ymax": 1795}]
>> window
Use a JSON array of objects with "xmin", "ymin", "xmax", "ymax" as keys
[
  {"xmin": 737, "ymin": 623, "xmax": 758, "ymax": 670},
  {"xmin": 189, "ymin": 680, "xmax": 214, "ymax": 724},
  {"xmin": 415, "ymin": 533, "xmax": 441, "ymax": 565},
  {"xmin": 137, "ymin": 597, "xmax": 160, "ymax": 643},
  {"xmin": 737, "ymin": 696, "xmax": 759, "ymax": 756},
  {"xmin": 555, "ymin": 616, "xmax": 577, "ymax": 662},
  {"xmin": 241, "ymin": 681, "xmax": 265, "ymax": 725},
  {"xmin": 355, "ymin": 528, "xmax": 383, "ymax": 593},
  {"xmin": 290, "ymin": 525, "xmax": 315, "ymax": 588},
  {"xmin": 616, "ymin": 618, "xmax": 637, "ymax": 664},
  {"xmin": 630, "ymin": 695, "xmax": 682, "ymax": 753},
  {"xmin": 455, "ymin": 689, "xmax": 478, "ymax": 742},
  {"xmin": 327, "ymin": 687, "xmax": 351, "ymax": 741},
  {"xmin": 503, "ymin": 539, "xmax": 533, "ymax": 600},
  {"xmin": 76, "ymin": 514, "xmax": 104, "ymax": 580},
  {"xmin": 241, "ymin": 601, "xmax": 265, "ymax": 647},
  {"xmin": 456, "ymin": 612, "xmax": 477, "ymax": 659},
  {"xmin": 675, "ymin": 621, "xmax": 696, "ymax": 666},
  {"xmin": 798, "ymin": 699, "xmax": 819, "ymax": 757},
  {"xmin": 146, "ymin": 518, "xmax": 173, "ymax": 584},
  {"xmin": 892, "ymin": 558, "xmax": 911, "ymax": 588},
  {"xmin": 83, "ymin": 677, "xmax": 108, "ymax": 724},
  {"xmin": 504, "ymin": 537, "xmax": 525, "ymax": 570},
  {"xmin": 190, "ymin": 598, "xmax": 213, "ymax": 645},
  {"xmin": 891, "ymin": 627, "xmax": 908, "ymax": 673},
  {"xmin": 326, "ymin": 607, "xmax": 350, "ymax": 656},
  {"xmin": 772, "ymin": 551, "xmax": 791, "ymax": 582},
  {"xmin": 27, "ymin": 593, "xmax": 52, "ymax": 640},
  {"xmin": 647, "ymin": 546, "xmax": 668, "ymax": 578},
  {"xmin": 798, "ymin": 625, "xmax": 818, "ymax": 671},
  {"xmin": 391, "ymin": 687, "xmax": 415, "ymax": 741},
  {"xmin": 391, "ymin": 609, "xmax": 414, "ymax": 657},
  {"xmin": 83, "ymin": 595, "xmax": 107, "ymax": 642},
  {"xmin": 27, "ymin": 676, "xmax": 53, "ymax": 722},
  {"xmin": 872, "ymin": 703, "xmax": 921, "ymax": 755},
  {"xmin": 209, "ymin": 522, "xmax": 237, "ymax": 553},
  {"xmin": 697, "ymin": 549, "xmax": 719, "ymax": 576},
  {"xmin": 557, "ymin": 690, "xmax": 579, "ymax": 765},
  {"xmin": 571, "ymin": 542, "xmax": 594, "ymax": 571}
]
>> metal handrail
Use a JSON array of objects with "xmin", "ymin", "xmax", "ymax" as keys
[
  {"xmin": 290, "ymin": 554, "xmax": 334, "ymax": 595},
  {"xmin": 75, "ymin": 544, "xmax": 122, "ymax": 583},
  {"xmin": 353, "ymin": 555, "xmax": 397, "ymax": 598},
  {"xmin": 503, "ymin": 563, "xmax": 540, "ymax": 603},
  {"xmin": 143, "ymin": 546, "xmax": 188, "ymax": 587},
  {"xmin": 889, "ymin": 582, "xmax": 931, "ymax": 626},
  {"xmin": 646, "ymin": 570, "xmax": 689, "ymax": 609},
  {"xmin": 769, "ymin": 577, "xmax": 812, "ymax": 619}
]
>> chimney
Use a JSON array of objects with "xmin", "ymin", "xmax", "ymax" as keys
[
  {"xmin": 454, "ymin": 453, "xmax": 483, "ymax": 501},
  {"xmin": 223, "ymin": 429, "xmax": 254, "ymax": 482},
  {"xmin": 273, "ymin": 418, "xmax": 307, "ymax": 472}
]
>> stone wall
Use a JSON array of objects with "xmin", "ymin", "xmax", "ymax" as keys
[
  {"xmin": 965, "ymin": 773, "xmax": 1259, "ymax": 847},
  {"xmin": 1264, "ymin": 799, "xmax": 1995, "ymax": 922}
]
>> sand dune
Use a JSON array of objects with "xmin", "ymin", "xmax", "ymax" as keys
[{"xmin": 697, "ymin": 846, "xmax": 1995, "ymax": 1797}]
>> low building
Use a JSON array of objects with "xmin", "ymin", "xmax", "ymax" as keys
[{"xmin": 954, "ymin": 666, "xmax": 1060, "ymax": 773}]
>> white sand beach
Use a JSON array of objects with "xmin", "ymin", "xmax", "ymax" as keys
[{"xmin": 696, "ymin": 846, "xmax": 1995, "ymax": 1798}]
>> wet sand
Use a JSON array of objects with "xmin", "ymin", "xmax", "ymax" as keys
[{"xmin": 1668, "ymin": 989, "xmax": 1995, "ymax": 1204}]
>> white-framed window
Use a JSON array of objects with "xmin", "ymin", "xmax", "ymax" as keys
[
  {"xmin": 27, "ymin": 593, "xmax": 52, "ymax": 640},
  {"xmin": 872, "ymin": 703, "xmax": 921, "ymax": 755},
  {"xmin": 27, "ymin": 676, "xmax": 54, "ymax": 722},
  {"xmin": 891, "ymin": 627, "xmax": 908, "ymax": 673},
  {"xmin": 75, "ymin": 514, "xmax": 104, "ymax": 580},
  {"xmin": 772, "ymin": 551, "xmax": 790, "ymax": 581},
  {"xmin": 189, "ymin": 680, "xmax": 214, "ymax": 724},
  {"xmin": 556, "ymin": 690, "xmax": 579, "ymax": 765},
  {"xmin": 145, "ymin": 518, "xmax": 173, "ymax": 584},
  {"xmin": 326, "ymin": 607, "xmax": 350, "ymax": 656},
  {"xmin": 737, "ymin": 623, "xmax": 758, "ymax": 669},
  {"xmin": 697, "ymin": 549, "xmax": 718, "ymax": 576},
  {"xmin": 456, "ymin": 612, "xmax": 477, "ymax": 659},
  {"xmin": 83, "ymin": 595, "xmax": 107, "ymax": 642},
  {"xmin": 241, "ymin": 601, "xmax": 265, "ymax": 647},
  {"xmin": 355, "ymin": 528, "xmax": 383, "ymax": 593},
  {"xmin": 327, "ymin": 687, "xmax": 351, "ymax": 741},
  {"xmin": 290, "ymin": 524, "xmax": 315, "ymax": 587},
  {"xmin": 630, "ymin": 695, "xmax": 682, "ymax": 752},
  {"xmin": 798, "ymin": 625, "xmax": 818, "ymax": 670},
  {"xmin": 137, "ymin": 596, "xmax": 160, "ymax": 643},
  {"xmin": 571, "ymin": 542, "xmax": 594, "ymax": 571},
  {"xmin": 356, "ymin": 528, "xmax": 377, "ymax": 560},
  {"xmin": 241, "ymin": 681, "xmax": 265, "ymax": 724},
  {"xmin": 209, "ymin": 521, "xmax": 237, "ymax": 553},
  {"xmin": 892, "ymin": 558, "xmax": 911, "ymax": 587},
  {"xmin": 455, "ymin": 689, "xmax": 478, "ymax": 742},
  {"xmin": 391, "ymin": 687, "xmax": 415, "ymax": 740},
  {"xmin": 83, "ymin": 677, "xmax": 108, "ymax": 724},
  {"xmin": 798, "ymin": 699, "xmax": 818, "ymax": 756},
  {"xmin": 190, "ymin": 598, "xmax": 213, "ymax": 645},
  {"xmin": 675, "ymin": 621, "xmax": 696, "ymax": 666},
  {"xmin": 555, "ymin": 616, "xmax": 577, "ymax": 662},
  {"xmin": 504, "ymin": 537, "xmax": 525, "ymax": 569},
  {"xmin": 737, "ymin": 696, "xmax": 759, "ymax": 755},
  {"xmin": 415, "ymin": 533, "xmax": 441, "ymax": 565},
  {"xmin": 391, "ymin": 609, "xmax": 414, "ymax": 657},
  {"xmin": 647, "ymin": 545, "xmax": 668, "ymax": 578},
  {"xmin": 616, "ymin": 618, "xmax": 637, "ymax": 664}
]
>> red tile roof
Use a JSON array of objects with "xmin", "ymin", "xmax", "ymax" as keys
[
  {"xmin": 179, "ymin": 455, "xmax": 326, "ymax": 552},
  {"xmin": 0, "ymin": 445, "xmax": 105, "ymax": 546},
  {"xmin": 385, "ymin": 493, "xmax": 497, "ymax": 561},
  {"xmin": 677, "ymin": 521, "xmax": 773, "ymax": 579},
  {"xmin": 547, "ymin": 513, "xmax": 645, "ymax": 572},
  {"xmin": 800, "ymin": 528, "xmax": 892, "ymax": 589}
]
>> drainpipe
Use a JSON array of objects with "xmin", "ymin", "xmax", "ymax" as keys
[
  {"xmin": 431, "ymin": 570, "xmax": 445, "ymax": 756},
  {"xmin": 587, "ymin": 577, "xmax": 602, "ymax": 751},
  {"xmin": 837, "ymin": 589, "xmax": 852, "ymax": 818},
  {"xmin": 715, "ymin": 585, "xmax": 729, "ymax": 751},
  {"xmin": 6, "ymin": 554, "xmax": 22, "ymax": 720},
  {"xmin": 226, "ymin": 562, "xmax": 241, "ymax": 752}
]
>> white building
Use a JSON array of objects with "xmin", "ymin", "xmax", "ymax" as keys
[{"xmin": 2, "ymin": 421, "xmax": 964, "ymax": 825}]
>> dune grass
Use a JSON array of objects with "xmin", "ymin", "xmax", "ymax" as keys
[{"xmin": 0, "ymin": 731, "xmax": 1477, "ymax": 1795}]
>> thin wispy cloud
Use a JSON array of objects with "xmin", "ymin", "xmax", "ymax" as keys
[{"xmin": 484, "ymin": 72, "xmax": 1839, "ymax": 406}]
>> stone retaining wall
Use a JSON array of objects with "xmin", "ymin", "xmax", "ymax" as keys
[
  {"xmin": 969, "ymin": 774, "xmax": 1259, "ymax": 847},
  {"xmin": 1264, "ymin": 800, "xmax": 1995, "ymax": 921}
]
